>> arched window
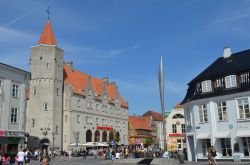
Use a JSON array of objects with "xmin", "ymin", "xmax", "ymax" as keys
[
  {"xmin": 172, "ymin": 114, "xmax": 184, "ymax": 119},
  {"xmin": 102, "ymin": 131, "xmax": 107, "ymax": 142},
  {"xmin": 109, "ymin": 131, "xmax": 114, "ymax": 142},
  {"xmin": 86, "ymin": 130, "xmax": 92, "ymax": 142},
  {"xmin": 94, "ymin": 130, "xmax": 100, "ymax": 142},
  {"xmin": 115, "ymin": 132, "xmax": 120, "ymax": 143}
]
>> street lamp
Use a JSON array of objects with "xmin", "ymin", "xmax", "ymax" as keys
[
  {"xmin": 40, "ymin": 127, "xmax": 50, "ymax": 136},
  {"xmin": 51, "ymin": 131, "xmax": 58, "ymax": 158}
]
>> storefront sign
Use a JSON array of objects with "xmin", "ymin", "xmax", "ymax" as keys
[
  {"xmin": 169, "ymin": 133, "xmax": 185, "ymax": 137},
  {"xmin": 96, "ymin": 126, "xmax": 113, "ymax": 131},
  {"xmin": 4, "ymin": 131, "xmax": 24, "ymax": 137}
]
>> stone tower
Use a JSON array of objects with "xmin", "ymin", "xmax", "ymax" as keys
[{"xmin": 26, "ymin": 19, "xmax": 64, "ymax": 148}]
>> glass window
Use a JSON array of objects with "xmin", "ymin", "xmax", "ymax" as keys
[
  {"xmin": 172, "ymin": 114, "xmax": 184, "ymax": 119},
  {"xmin": 10, "ymin": 108, "xmax": 18, "ymax": 123},
  {"xmin": 237, "ymin": 98, "xmax": 250, "ymax": 119},
  {"xmin": 77, "ymin": 115, "xmax": 80, "ymax": 123},
  {"xmin": 33, "ymin": 87, "xmax": 36, "ymax": 95},
  {"xmin": 12, "ymin": 84, "xmax": 19, "ymax": 98},
  {"xmin": 243, "ymin": 137, "xmax": 250, "ymax": 156},
  {"xmin": 44, "ymin": 102, "xmax": 48, "ymax": 111},
  {"xmin": 86, "ymin": 102, "xmax": 90, "ymax": 109},
  {"xmin": 202, "ymin": 139, "xmax": 211, "ymax": 156},
  {"xmin": 201, "ymin": 80, "xmax": 212, "ymax": 93},
  {"xmin": 96, "ymin": 104, "xmax": 99, "ymax": 111},
  {"xmin": 172, "ymin": 124, "xmax": 177, "ymax": 133},
  {"xmin": 199, "ymin": 105, "xmax": 208, "ymax": 123},
  {"xmin": 221, "ymin": 138, "xmax": 232, "ymax": 156},
  {"xmin": 217, "ymin": 102, "xmax": 227, "ymax": 121},
  {"xmin": 77, "ymin": 99, "xmax": 80, "ymax": 107},
  {"xmin": 181, "ymin": 124, "xmax": 185, "ymax": 133},
  {"xmin": 88, "ymin": 89, "xmax": 92, "ymax": 96},
  {"xmin": 225, "ymin": 75, "xmax": 237, "ymax": 88}
]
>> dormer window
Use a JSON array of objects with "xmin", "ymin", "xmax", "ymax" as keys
[
  {"xmin": 88, "ymin": 89, "xmax": 92, "ymax": 96},
  {"xmin": 201, "ymin": 80, "xmax": 212, "ymax": 93},
  {"xmin": 225, "ymin": 75, "xmax": 237, "ymax": 88}
]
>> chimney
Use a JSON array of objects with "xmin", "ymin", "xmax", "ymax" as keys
[
  {"xmin": 101, "ymin": 77, "xmax": 109, "ymax": 84},
  {"xmin": 223, "ymin": 47, "xmax": 232, "ymax": 58}
]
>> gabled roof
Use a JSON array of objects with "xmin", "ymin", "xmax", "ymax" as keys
[
  {"xmin": 128, "ymin": 116, "xmax": 153, "ymax": 130},
  {"xmin": 182, "ymin": 49, "xmax": 250, "ymax": 104},
  {"xmin": 63, "ymin": 65, "xmax": 128, "ymax": 108},
  {"xmin": 38, "ymin": 20, "xmax": 57, "ymax": 45},
  {"xmin": 189, "ymin": 49, "xmax": 250, "ymax": 84},
  {"xmin": 142, "ymin": 111, "xmax": 163, "ymax": 121}
]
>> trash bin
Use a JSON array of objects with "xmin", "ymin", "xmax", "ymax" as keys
[{"xmin": 233, "ymin": 155, "xmax": 241, "ymax": 162}]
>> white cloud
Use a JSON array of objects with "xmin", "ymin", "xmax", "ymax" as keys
[
  {"xmin": 62, "ymin": 41, "xmax": 147, "ymax": 64},
  {"xmin": 0, "ymin": 26, "xmax": 36, "ymax": 43}
]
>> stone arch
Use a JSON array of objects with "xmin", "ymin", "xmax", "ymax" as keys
[
  {"xmin": 86, "ymin": 130, "xmax": 92, "ymax": 142},
  {"xmin": 94, "ymin": 130, "xmax": 100, "ymax": 142},
  {"xmin": 102, "ymin": 131, "xmax": 107, "ymax": 142},
  {"xmin": 109, "ymin": 131, "xmax": 114, "ymax": 142},
  {"xmin": 115, "ymin": 132, "xmax": 120, "ymax": 143}
]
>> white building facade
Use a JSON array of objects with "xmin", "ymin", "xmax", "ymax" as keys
[
  {"xmin": 182, "ymin": 48, "xmax": 250, "ymax": 161},
  {"xmin": 0, "ymin": 63, "xmax": 30, "ymax": 152}
]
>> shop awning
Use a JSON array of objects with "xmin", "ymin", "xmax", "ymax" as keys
[
  {"xmin": 236, "ymin": 130, "xmax": 250, "ymax": 137},
  {"xmin": 214, "ymin": 131, "xmax": 230, "ymax": 138},
  {"xmin": 196, "ymin": 132, "xmax": 210, "ymax": 139}
]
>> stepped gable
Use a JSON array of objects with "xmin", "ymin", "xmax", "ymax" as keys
[{"xmin": 63, "ymin": 65, "xmax": 128, "ymax": 108}]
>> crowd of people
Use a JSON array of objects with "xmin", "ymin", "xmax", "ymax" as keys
[{"xmin": 0, "ymin": 145, "xmax": 190, "ymax": 164}]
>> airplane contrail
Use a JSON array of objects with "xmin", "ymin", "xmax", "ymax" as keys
[{"xmin": 3, "ymin": 0, "xmax": 56, "ymax": 27}]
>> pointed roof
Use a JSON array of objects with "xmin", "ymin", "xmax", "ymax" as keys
[{"xmin": 38, "ymin": 20, "xmax": 57, "ymax": 45}]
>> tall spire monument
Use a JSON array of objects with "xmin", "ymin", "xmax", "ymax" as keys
[
  {"xmin": 159, "ymin": 56, "xmax": 166, "ymax": 151},
  {"xmin": 26, "ymin": 13, "xmax": 64, "ymax": 149}
]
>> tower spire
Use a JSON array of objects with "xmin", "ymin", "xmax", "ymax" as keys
[
  {"xmin": 46, "ymin": 6, "xmax": 50, "ymax": 20},
  {"xmin": 38, "ymin": 9, "xmax": 57, "ymax": 45}
]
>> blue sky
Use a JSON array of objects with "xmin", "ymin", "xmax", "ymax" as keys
[{"xmin": 1, "ymin": 0, "xmax": 250, "ymax": 115}]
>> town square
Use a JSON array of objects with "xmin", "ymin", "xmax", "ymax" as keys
[{"xmin": 0, "ymin": 0, "xmax": 250, "ymax": 165}]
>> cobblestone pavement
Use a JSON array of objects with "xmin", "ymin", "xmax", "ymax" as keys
[{"xmin": 28, "ymin": 157, "xmax": 250, "ymax": 165}]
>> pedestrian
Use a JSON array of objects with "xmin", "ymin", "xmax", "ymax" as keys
[
  {"xmin": 82, "ymin": 149, "xmax": 87, "ymax": 160},
  {"xmin": 24, "ymin": 149, "xmax": 32, "ymax": 165},
  {"xmin": 210, "ymin": 146, "xmax": 217, "ymax": 165},
  {"xmin": 0, "ymin": 151, "xmax": 2, "ymax": 165},
  {"xmin": 2, "ymin": 154, "xmax": 8, "ymax": 165},
  {"xmin": 9, "ymin": 149, "xmax": 16, "ymax": 165},
  {"xmin": 17, "ymin": 149, "xmax": 25, "ymax": 165}
]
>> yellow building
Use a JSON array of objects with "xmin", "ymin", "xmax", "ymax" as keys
[{"xmin": 166, "ymin": 104, "xmax": 186, "ymax": 152}]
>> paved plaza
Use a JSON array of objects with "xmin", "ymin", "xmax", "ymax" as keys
[{"xmin": 27, "ymin": 157, "xmax": 250, "ymax": 165}]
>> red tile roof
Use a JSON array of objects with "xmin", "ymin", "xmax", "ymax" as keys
[
  {"xmin": 63, "ymin": 65, "xmax": 128, "ymax": 108},
  {"xmin": 142, "ymin": 111, "xmax": 163, "ymax": 121},
  {"xmin": 38, "ymin": 20, "xmax": 57, "ymax": 45},
  {"xmin": 128, "ymin": 116, "xmax": 153, "ymax": 130}
]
